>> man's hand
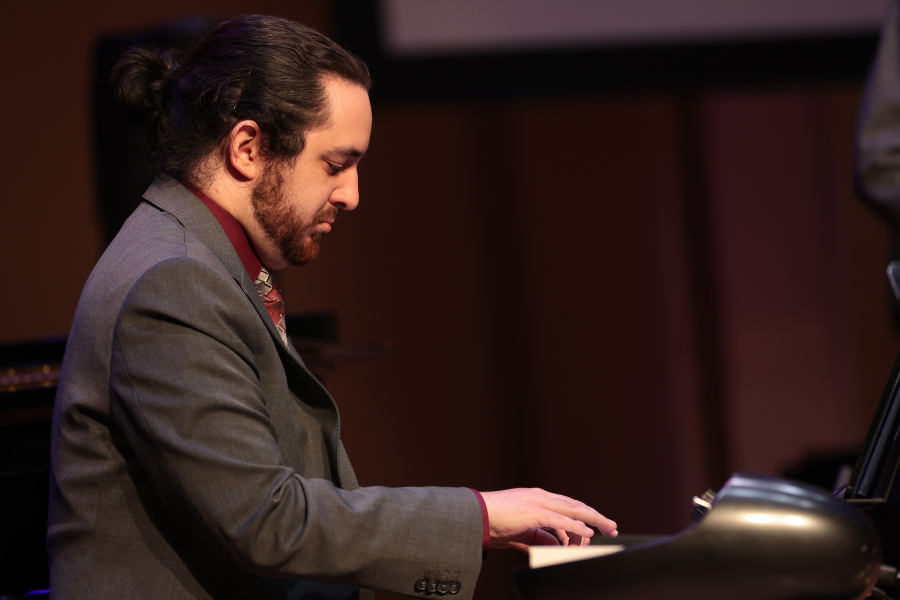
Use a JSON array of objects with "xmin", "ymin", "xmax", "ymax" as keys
[{"xmin": 481, "ymin": 488, "xmax": 618, "ymax": 552}]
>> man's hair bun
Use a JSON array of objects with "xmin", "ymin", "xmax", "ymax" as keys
[{"xmin": 111, "ymin": 46, "xmax": 177, "ymax": 127}]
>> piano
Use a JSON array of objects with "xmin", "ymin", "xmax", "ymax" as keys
[
  {"xmin": 514, "ymin": 342, "xmax": 900, "ymax": 600},
  {"xmin": 515, "ymin": 473, "xmax": 881, "ymax": 599}
]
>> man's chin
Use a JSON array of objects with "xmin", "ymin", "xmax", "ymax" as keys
[{"xmin": 284, "ymin": 238, "xmax": 321, "ymax": 267}]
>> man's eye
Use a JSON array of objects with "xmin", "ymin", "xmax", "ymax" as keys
[{"xmin": 326, "ymin": 162, "xmax": 345, "ymax": 174}]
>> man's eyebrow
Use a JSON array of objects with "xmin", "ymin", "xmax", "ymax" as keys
[{"xmin": 331, "ymin": 146, "xmax": 365, "ymax": 158}]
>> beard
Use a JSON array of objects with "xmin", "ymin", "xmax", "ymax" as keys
[{"xmin": 251, "ymin": 164, "xmax": 338, "ymax": 267}]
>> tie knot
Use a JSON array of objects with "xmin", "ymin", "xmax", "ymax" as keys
[
  {"xmin": 254, "ymin": 267, "xmax": 287, "ymax": 344},
  {"xmin": 254, "ymin": 266, "xmax": 281, "ymax": 301}
]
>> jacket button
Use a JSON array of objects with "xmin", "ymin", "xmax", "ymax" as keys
[
  {"xmin": 448, "ymin": 580, "xmax": 461, "ymax": 595},
  {"xmin": 415, "ymin": 576, "xmax": 428, "ymax": 592}
]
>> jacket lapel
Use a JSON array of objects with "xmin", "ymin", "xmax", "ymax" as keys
[
  {"xmin": 143, "ymin": 176, "xmax": 296, "ymax": 358},
  {"xmin": 142, "ymin": 176, "xmax": 346, "ymax": 486}
]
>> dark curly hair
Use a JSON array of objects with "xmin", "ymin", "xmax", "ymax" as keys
[{"xmin": 111, "ymin": 15, "xmax": 371, "ymax": 185}]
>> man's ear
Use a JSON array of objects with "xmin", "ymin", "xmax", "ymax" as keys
[{"xmin": 227, "ymin": 120, "xmax": 263, "ymax": 181}]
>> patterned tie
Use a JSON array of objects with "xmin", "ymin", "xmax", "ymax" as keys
[{"xmin": 254, "ymin": 266, "xmax": 287, "ymax": 345}]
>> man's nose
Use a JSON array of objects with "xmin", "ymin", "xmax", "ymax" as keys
[{"xmin": 330, "ymin": 171, "xmax": 359, "ymax": 211}]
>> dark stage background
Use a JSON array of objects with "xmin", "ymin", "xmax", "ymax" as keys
[{"xmin": 2, "ymin": 1, "xmax": 899, "ymax": 598}]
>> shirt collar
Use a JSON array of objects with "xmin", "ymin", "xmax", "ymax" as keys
[{"xmin": 182, "ymin": 181, "xmax": 264, "ymax": 282}]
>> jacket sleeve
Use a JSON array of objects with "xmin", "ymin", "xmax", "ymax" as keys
[
  {"xmin": 109, "ymin": 257, "xmax": 484, "ymax": 598},
  {"xmin": 856, "ymin": 0, "xmax": 900, "ymax": 231}
]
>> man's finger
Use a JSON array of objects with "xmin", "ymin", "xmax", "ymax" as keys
[
  {"xmin": 535, "ymin": 509, "xmax": 595, "ymax": 539},
  {"xmin": 534, "ymin": 491, "xmax": 617, "ymax": 534},
  {"xmin": 553, "ymin": 528, "xmax": 570, "ymax": 547},
  {"xmin": 529, "ymin": 528, "xmax": 563, "ymax": 547},
  {"xmin": 543, "ymin": 504, "xmax": 616, "ymax": 535},
  {"xmin": 559, "ymin": 528, "xmax": 588, "ymax": 547}
]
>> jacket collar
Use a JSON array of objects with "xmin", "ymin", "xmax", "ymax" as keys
[
  {"xmin": 142, "ymin": 175, "xmax": 251, "ymax": 287},
  {"xmin": 142, "ymin": 176, "xmax": 302, "ymax": 360}
]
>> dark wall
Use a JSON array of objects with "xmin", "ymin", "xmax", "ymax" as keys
[{"xmin": 2, "ymin": 2, "xmax": 898, "ymax": 599}]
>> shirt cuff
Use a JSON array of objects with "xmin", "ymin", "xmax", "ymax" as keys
[{"xmin": 469, "ymin": 488, "xmax": 490, "ymax": 555}]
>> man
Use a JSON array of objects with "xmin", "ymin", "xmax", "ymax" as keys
[
  {"xmin": 48, "ymin": 15, "xmax": 617, "ymax": 600},
  {"xmin": 856, "ymin": 0, "xmax": 900, "ymax": 230}
]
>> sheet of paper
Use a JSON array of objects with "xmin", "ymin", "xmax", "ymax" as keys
[{"xmin": 528, "ymin": 545, "xmax": 625, "ymax": 569}]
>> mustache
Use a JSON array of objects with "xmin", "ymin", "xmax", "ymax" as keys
[{"xmin": 315, "ymin": 205, "xmax": 340, "ymax": 224}]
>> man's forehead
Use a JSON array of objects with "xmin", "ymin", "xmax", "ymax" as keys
[{"xmin": 305, "ymin": 77, "xmax": 371, "ymax": 157}]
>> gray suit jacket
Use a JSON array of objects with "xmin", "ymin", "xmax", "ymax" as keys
[
  {"xmin": 48, "ymin": 176, "xmax": 484, "ymax": 599},
  {"xmin": 856, "ymin": 0, "xmax": 900, "ymax": 231}
]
